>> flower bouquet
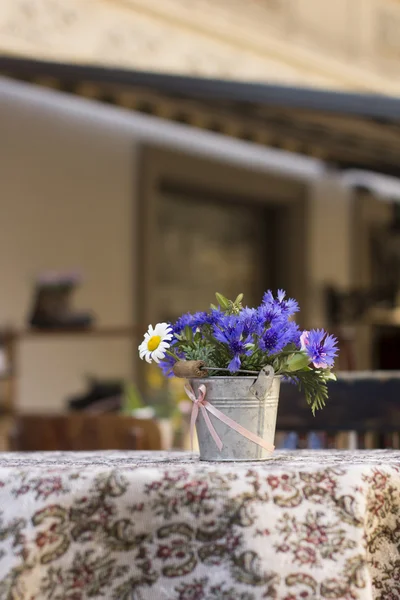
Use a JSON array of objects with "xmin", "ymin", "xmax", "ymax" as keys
[{"xmin": 139, "ymin": 291, "xmax": 338, "ymax": 461}]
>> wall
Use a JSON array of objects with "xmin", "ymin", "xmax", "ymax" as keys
[
  {"xmin": 352, "ymin": 191, "xmax": 392, "ymax": 369},
  {"xmin": 0, "ymin": 81, "xmax": 136, "ymax": 412},
  {"xmin": 306, "ymin": 175, "xmax": 353, "ymax": 328}
]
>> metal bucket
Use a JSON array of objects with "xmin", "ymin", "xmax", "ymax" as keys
[{"xmin": 190, "ymin": 376, "xmax": 280, "ymax": 461}]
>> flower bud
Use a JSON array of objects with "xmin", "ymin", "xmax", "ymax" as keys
[{"xmin": 286, "ymin": 352, "xmax": 310, "ymax": 372}]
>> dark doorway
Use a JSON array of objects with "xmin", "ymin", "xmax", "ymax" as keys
[
  {"xmin": 155, "ymin": 186, "xmax": 279, "ymax": 322},
  {"xmin": 373, "ymin": 326, "xmax": 400, "ymax": 370}
]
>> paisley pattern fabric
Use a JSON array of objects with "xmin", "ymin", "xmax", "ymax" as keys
[{"xmin": 0, "ymin": 450, "xmax": 398, "ymax": 599}]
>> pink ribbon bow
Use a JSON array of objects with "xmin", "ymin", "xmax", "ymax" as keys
[{"xmin": 184, "ymin": 384, "xmax": 274, "ymax": 454}]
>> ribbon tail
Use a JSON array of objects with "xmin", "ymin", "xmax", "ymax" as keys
[
  {"xmin": 190, "ymin": 404, "xmax": 199, "ymax": 452},
  {"xmin": 204, "ymin": 401, "xmax": 274, "ymax": 453},
  {"xmin": 184, "ymin": 384, "xmax": 196, "ymax": 403},
  {"xmin": 200, "ymin": 405, "xmax": 223, "ymax": 451}
]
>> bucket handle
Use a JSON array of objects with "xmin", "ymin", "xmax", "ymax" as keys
[
  {"xmin": 249, "ymin": 365, "xmax": 275, "ymax": 400},
  {"xmin": 202, "ymin": 364, "xmax": 276, "ymax": 399}
]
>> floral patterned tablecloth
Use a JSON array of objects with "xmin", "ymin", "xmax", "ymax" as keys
[{"xmin": 0, "ymin": 450, "xmax": 399, "ymax": 600}]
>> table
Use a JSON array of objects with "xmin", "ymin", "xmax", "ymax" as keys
[{"xmin": 0, "ymin": 450, "xmax": 398, "ymax": 600}]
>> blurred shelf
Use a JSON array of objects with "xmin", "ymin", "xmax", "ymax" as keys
[
  {"xmin": 2, "ymin": 325, "xmax": 140, "ymax": 340},
  {"xmin": 0, "ymin": 325, "xmax": 142, "ymax": 415},
  {"xmin": 365, "ymin": 307, "xmax": 400, "ymax": 327},
  {"xmin": 0, "ymin": 373, "xmax": 13, "ymax": 381}
]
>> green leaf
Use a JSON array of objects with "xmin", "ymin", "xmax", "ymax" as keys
[
  {"xmin": 215, "ymin": 292, "xmax": 230, "ymax": 310},
  {"xmin": 285, "ymin": 352, "xmax": 310, "ymax": 372},
  {"xmin": 184, "ymin": 325, "xmax": 193, "ymax": 341},
  {"xmin": 273, "ymin": 358, "xmax": 280, "ymax": 372},
  {"xmin": 165, "ymin": 349, "xmax": 180, "ymax": 361},
  {"xmin": 210, "ymin": 303, "xmax": 218, "ymax": 310},
  {"xmin": 234, "ymin": 293, "xmax": 244, "ymax": 305},
  {"xmin": 324, "ymin": 371, "xmax": 337, "ymax": 381},
  {"xmin": 284, "ymin": 369, "xmax": 330, "ymax": 415},
  {"xmin": 181, "ymin": 341, "xmax": 217, "ymax": 366}
]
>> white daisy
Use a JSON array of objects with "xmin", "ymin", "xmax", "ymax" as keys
[{"xmin": 138, "ymin": 322, "xmax": 173, "ymax": 363}]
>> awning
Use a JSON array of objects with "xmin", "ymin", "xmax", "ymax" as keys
[
  {"xmin": 341, "ymin": 170, "xmax": 400, "ymax": 202},
  {"xmin": 1, "ymin": 55, "xmax": 400, "ymax": 178}
]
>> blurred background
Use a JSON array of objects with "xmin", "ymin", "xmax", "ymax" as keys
[{"xmin": 0, "ymin": 0, "xmax": 399, "ymax": 451}]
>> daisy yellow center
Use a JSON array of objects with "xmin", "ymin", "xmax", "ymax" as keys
[{"xmin": 147, "ymin": 335, "xmax": 161, "ymax": 351}]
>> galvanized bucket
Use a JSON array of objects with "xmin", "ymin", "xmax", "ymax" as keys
[{"xmin": 190, "ymin": 376, "xmax": 280, "ymax": 461}]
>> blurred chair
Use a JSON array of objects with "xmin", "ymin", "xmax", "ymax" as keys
[
  {"xmin": 277, "ymin": 373, "xmax": 400, "ymax": 450},
  {"xmin": 8, "ymin": 413, "xmax": 162, "ymax": 451}
]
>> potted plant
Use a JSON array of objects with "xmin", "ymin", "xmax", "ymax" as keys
[{"xmin": 138, "ymin": 290, "xmax": 338, "ymax": 461}]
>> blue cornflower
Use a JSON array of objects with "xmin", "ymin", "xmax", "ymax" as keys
[
  {"xmin": 205, "ymin": 308, "xmax": 225, "ymax": 327},
  {"xmin": 262, "ymin": 289, "xmax": 299, "ymax": 317},
  {"xmin": 158, "ymin": 353, "xmax": 175, "ymax": 378},
  {"xmin": 213, "ymin": 316, "xmax": 252, "ymax": 373},
  {"xmin": 191, "ymin": 311, "xmax": 210, "ymax": 328},
  {"xmin": 238, "ymin": 307, "xmax": 260, "ymax": 337},
  {"xmin": 262, "ymin": 290, "xmax": 277, "ymax": 305},
  {"xmin": 300, "ymin": 329, "xmax": 338, "ymax": 369},
  {"xmin": 175, "ymin": 308, "xmax": 223, "ymax": 331},
  {"xmin": 256, "ymin": 303, "xmax": 283, "ymax": 331},
  {"xmin": 286, "ymin": 320, "xmax": 301, "ymax": 348},
  {"xmin": 174, "ymin": 312, "xmax": 195, "ymax": 334},
  {"xmin": 158, "ymin": 343, "xmax": 183, "ymax": 378},
  {"xmin": 259, "ymin": 320, "xmax": 301, "ymax": 355},
  {"xmin": 174, "ymin": 311, "xmax": 210, "ymax": 334},
  {"xmin": 259, "ymin": 326, "xmax": 280, "ymax": 354}
]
